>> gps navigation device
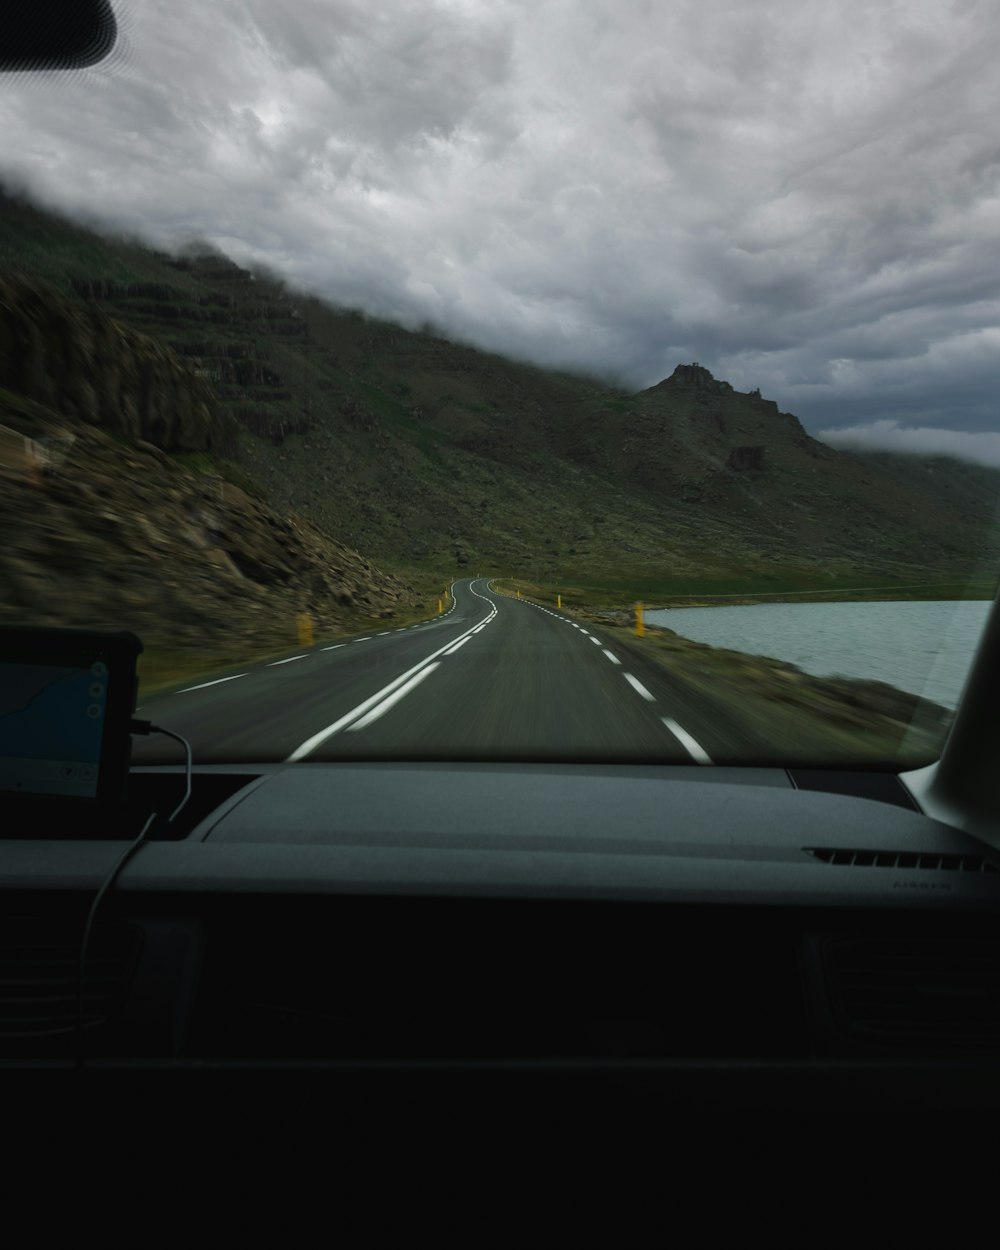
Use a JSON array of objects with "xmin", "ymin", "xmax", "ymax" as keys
[{"xmin": 0, "ymin": 626, "xmax": 142, "ymax": 832}]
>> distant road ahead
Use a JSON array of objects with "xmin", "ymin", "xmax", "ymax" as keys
[{"xmin": 132, "ymin": 578, "xmax": 723, "ymax": 764}]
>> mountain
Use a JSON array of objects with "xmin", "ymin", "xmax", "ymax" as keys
[{"xmin": 1, "ymin": 185, "xmax": 997, "ymax": 612}]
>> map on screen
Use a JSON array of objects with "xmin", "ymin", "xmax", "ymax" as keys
[{"xmin": 0, "ymin": 660, "xmax": 108, "ymax": 798}]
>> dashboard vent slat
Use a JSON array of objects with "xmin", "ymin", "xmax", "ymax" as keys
[
  {"xmin": 805, "ymin": 848, "xmax": 998, "ymax": 872},
  {"xmin": 820, "ymin": 937, "xmax": 1000, "ymax": 1048},
  {"xmin": 0, "ymin": 920, "xmax": 141, "ymax": 1038}
]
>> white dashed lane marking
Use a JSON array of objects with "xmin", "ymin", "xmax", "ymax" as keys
[
  {"xmin": 268, "ymin": 655, "xmax": 307, "ymax": 666},
  {"xmin": 662, "ymin": 717, "xmax": 713, "ymax": 764},
  {"xmin": 602, "ymin": 650, "xmax": 621, "ymax": 664},
  {"xmin": 623, "ymin": 673, "xmax": 655, "ymax": 701},
  {"xmin": 178, "ymin": 673, "xmax": 247, "ymax": 693}
]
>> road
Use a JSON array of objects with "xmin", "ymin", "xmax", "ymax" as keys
[{"xmin": 132, "ymin": 577, "xmax": 720, "ymax": 764}]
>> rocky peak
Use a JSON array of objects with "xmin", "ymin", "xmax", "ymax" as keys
[
  {"xmin": 666, "ymin": 362, "xmax": 717, "ymax": 387},
  {"xmin": 645, "ymin": 362, "xmax": 733, "ymax": 395}
]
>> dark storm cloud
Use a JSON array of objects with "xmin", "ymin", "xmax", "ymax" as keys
[{"xmin": 1, "ymin": 0, "xmax": 997, "ymax": 457}]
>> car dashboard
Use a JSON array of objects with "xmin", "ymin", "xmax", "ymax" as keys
[{"xmin": 3, "ymin": 761, "xmax": 1000, "ymax": 1111}]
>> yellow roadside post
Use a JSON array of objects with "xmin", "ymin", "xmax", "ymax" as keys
[
  {"xmin": 297, "ymin": 612, "xmax": 314, "ymax": 647},
  {"xmin": 635, "ymin": 602, "xmax": 644, "ymax": 637},
  {"xmin": 438, "ymin": 598, "xmax": 443, "ymax": 614},
  {"xmin": 557, "ymin": 594, "xmax": 562, "ymax": 608}
]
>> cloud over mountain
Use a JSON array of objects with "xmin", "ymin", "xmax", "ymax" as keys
[
  {"xmin": 820, "ymin": 420, "xmax": 1000, "ymax": 468},
  {"xmin": 1, "ymin": 0, "xmax": 997, "ymax": 448}
]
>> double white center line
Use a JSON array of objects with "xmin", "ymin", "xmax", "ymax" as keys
[
  {"xmin": 348, "ymin": 664, "xmax": 441, "ymax": 732},
  {"xmin": 287, "ymin": 589, "xmax": 496, "ymax": 760}
]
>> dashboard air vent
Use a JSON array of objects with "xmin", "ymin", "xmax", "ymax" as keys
[
  {"xmin": 822, "ymin": 937, "xmax": 1000, "ymax": 1047},
  {"xmin": 0, "ymin": 919, "xmax": 141, "ymax": 1038},
  {"xmin": 806, "ymin": 848, "xmax": 998, "ymax": 872}
]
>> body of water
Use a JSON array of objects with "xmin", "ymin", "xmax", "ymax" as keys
[{"xmin": 645, "ymin": 600, "xmax": 994, "ymax": 710}]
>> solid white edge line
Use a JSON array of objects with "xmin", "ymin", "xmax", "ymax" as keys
[
  {"xmin": 444, "ymin": 637, "xmax": 471, "ymax": 655},
  {"xmin": 287, "ymin": 585, "xmax": 494, "ymax": 760},
  {"xmin": 269, "ymin": 655, "xmax": 307, "ymax": 666},
  {"xmin": 623, "ymin": 673, "xmax": 655, "ymax": 701},
  {"xmin": 178, "ymin": 673, "xmax": 247, "ymax": 693},
  {"xmin": 662, "ymin": 716, "xmax": 713, "ymax": 765},
  {"xmin": 348, "ymin": 663, "xmax": 441, "ymax": 731},
  {"xmin": 602, "ymin": 650, "xmax": 621, "ymax": 665}
]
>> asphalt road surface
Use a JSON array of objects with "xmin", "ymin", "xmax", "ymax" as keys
[{"xmin": 132, "ymin": 578, "xmax": 721, "ymax": 764}]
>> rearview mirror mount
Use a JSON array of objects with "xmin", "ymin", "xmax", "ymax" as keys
[{"xmin": 0, "ymin": 0, "xmax": 117, "ymax": 72}]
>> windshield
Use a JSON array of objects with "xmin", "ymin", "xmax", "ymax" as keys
[{"xmin": 2, "ymin": 0, "xmax": 998, "ymax": 770}]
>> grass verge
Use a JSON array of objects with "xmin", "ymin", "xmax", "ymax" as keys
[{"xmin": 495, "ymin": 573, "xmax": 996, "ymax": 610}]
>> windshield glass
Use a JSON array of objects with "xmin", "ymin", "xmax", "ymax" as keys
[{"xmin": 2, "ymin": 0, "xmax": 998, "ymax": 769}]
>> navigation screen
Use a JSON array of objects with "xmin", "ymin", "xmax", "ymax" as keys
[{"xmin": 0, "ymin": 660, "xmax": 108, "ymax": 799}]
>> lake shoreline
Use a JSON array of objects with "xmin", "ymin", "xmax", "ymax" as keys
[
  {"xmin": 637, "ymin": 597, "xmax": 991, "ymax": 711},
  {"xmin": 646, "ymin": 586, "xmax": 995, "ymax": 610}
]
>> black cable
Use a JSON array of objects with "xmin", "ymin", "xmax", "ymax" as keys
[
  {"xmin": 149, "ymin": 724, "xmax": 193, "ymax": 824},
  {"xmin": 74, "ymin": 720, "xmax": 193, "ymax": 1068},
  {"xmin": 129, "ymin": 718, "xmax": 193, "ymax": 824},
  {"xmin": 75, "ymin": 809, "xmax": 156, "ymax": 1068}
]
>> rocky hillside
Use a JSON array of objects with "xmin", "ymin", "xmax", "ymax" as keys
[
  {"xmin": 0, "ymin": 392, "xmax": 414, "ymax": 667},
  {"xmin": 0, "ymin": 274, "xmax": 229, "ymax": 452},
  {"xmin": 2, "ymin": 186, "xmax": 998, "ymax": 606},
  {"xmin": 852, "ymin": 448, "xmax": 1000, "ymax": 536}
]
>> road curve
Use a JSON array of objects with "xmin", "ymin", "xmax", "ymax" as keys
[{"xmin": 132, "ymin": 578, "xmax": 719, "ymax": 764}]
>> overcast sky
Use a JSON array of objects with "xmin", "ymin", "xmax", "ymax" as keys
[{"xmin": 2, "ymin": 0, "xmax": 998, "ymax": 458}]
